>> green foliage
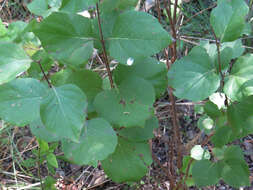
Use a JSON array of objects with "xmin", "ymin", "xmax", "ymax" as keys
[
  {"xmin": 62, "ymin": 118, "xmax": 117, "ymax": 166},
  {"xmin": 0, "ymin": 0, "xmax": 252, "ymax": 187},
  {"xmin": 168, "ymin": 46, "xmax": 220, "ymax": 101},
  {"xmin": 0, "ymin": 42, "xmax": 31, "ymax": 85},
  {"xmin": 40, "ymin": 84, "xmax": 87, "ymax": 142}
]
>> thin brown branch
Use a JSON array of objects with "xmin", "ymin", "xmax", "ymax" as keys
[
  {"xmin": 156, "ymin": 0, "xmax": 162, "ymax": 24},
  {"xmin": 37, "ymin": 61, "xmax": 52, "ymax": 88},
  {"xmin": 96, "ymin": 3, "xmax": 114, "ymax": 89},
  {"xmin": 173, "ymin": 0, "xmax": 178, "ymax": 25},
  {"xmin": 183, "ymin": 3, "xmax": 217, "ymax": 25},
  {"xmin": 210, "ymin": 25, "xmax": 224, "ymax": 90}
]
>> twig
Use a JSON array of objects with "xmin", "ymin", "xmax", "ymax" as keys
[
  {"xmin": 37, "ymin": 61, "xmax": 52, "ymax": 88},
  {"xmin": 37, "ymin": 141, "xmax": 44, "ymax": 190},
  {"xmin": 18, "ymin": 182, "xmax": 44, "ymax": 190},
  {"xmin": 156, "ymin": 0, "xmax": 162, "ymax": 24},
  {"xmin": 210, "ymin": 25, "xmax": 224, "ymax": 91},
  {"xmin": 96, "ymin": 3, "xmax": 114, "ymax": 88},
  {"xmin": 183, "ymin": 3, "xmax": 217, "ymax": 25}
]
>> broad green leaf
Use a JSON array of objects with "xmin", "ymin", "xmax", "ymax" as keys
[
  {"xmin": 33, "ymin": 12, "xmax": 93, "ymax": 66},
  {"xmin": 227, "ymin": 96, "xmax": 253, "ymax": 133},
  {"xmin": 168, "ymin": 46, "xmax": 220, "ymax": 101},
  {"xmin": 113, "ymin": 57, "xmax": 168, "ymax": 98},
  {"xmin": 51, "ymin": 69, "xmax": 73, "ymax": 86},
  {"xmin": 40, "ymin": 84, "xmax": 87, "ymax": 142},
  {"xmin": 221, "ymin": 40, "xmax": 244, "ymax": 59},
  {"xmin": 38, "ymin": 138, "xmax": 49, "ymax": 154},
  {"xmin": 0, "ymin": 42, "xmax": 31, "ymax": 85},
  {"xmin": 212, "ymin": 147, "xmax": 226, "ymax": 160},
  {"xmin": 0, "ymin": 78, "xmax": 46, "ymax": 126},
  {"xmin": 197, "ymin": 115, "xmax": 214, "ymax": 135},
  {"xmin": 223, "ymin": 145, "xmax": 244, "ymax": 161},
  {"xmin": 47, "ymin": 153, "xmax": 58, "ymax": 168},
  {"xmin": 92, "ymin": 11, "xmax": 119, "ymax": 50},
  {"xmin": 94, "ymin": 77, "xmax": 155, "ymax": 128},
  {"xmin": 28, "ymin": 50, "xmax": 54, "ymax": 79},
  {"xmin": 210, "ymin": 0, "xmax": 249, "ymax": 42},
  {"xmin": 220, "ymin": 145, "xmax": 250, "ymax": 187},
  {"xmin": 44, "ymin": 176, "xmax": 57, "ymax": 190},
  {"xmin": 222, "ymin": 159, "xmax": 250, "ymax": 188},
  {"xmin": 107, "ymin": 11, "xmax": 172, "ymax": 63},
  {"xmin": 62, "ymin": 118, "xmax": 117, "ymax": 165},
  {"xmin": 204, "ymin": 101, "xmax": 222, "ymax": 120},
  {"xmin": 52, "ymin": 69, "xmax": 103, "ymax": 112},
  {"xmin": 224, "ymin": 54, "xmax": 253, "ymax": 101},
  {"xmin": 237, "ymin": 79, "xmax": 253, "ymax": 99},
  {"xmin": 118, "ymin": 77, "xmax": 155, "ymax": 105},
  {"xmin": 27, "ymin": 0, "xmax": 58, "ymax": 17},
  {"xmin": 60, "ymin": 0, "xmax": 98, "ymax": 13},
  {"xmin": 118, "ymin": 116, "xmax": 158, "ymax": 142},
  {"xmin": 201, "ymin": 41, "xmax": 233, "ymax": 72},
  {"xmin": 30, "ymin": 119, "xmax": 62, "ymax": 142},
  {"xmin": 211, "ymin": 126, "xmax": 232, "ymax": 147},
  {"xmin": 65, "ymin": 69, "xmax": 103, "ymax": 111},
  {"xmin": 102, "ymin": 138, "xmax": 152, "ymax": 182},
  {"xmin": 100, "ymin": 0, "xmax": 138, "ymax": 13},
  {"xmin": 192, "ymin": 160, "xmax": 220, "ymax": 187},
  {"xmin": 190, "ymin": 145, "xmax": 210, "ymax": 161}
]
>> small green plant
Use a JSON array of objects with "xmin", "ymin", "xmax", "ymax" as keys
[{"xmin": 0, "ymin": 0, "xmax": 252, "ymax": 189}]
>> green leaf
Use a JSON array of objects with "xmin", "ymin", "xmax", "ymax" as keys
[
  {"xmin": 237, "ymin": 79, "xmax": 253, "ymax": 99},
  {"xmin": 44, "ymin": 176, "xmax": 57, "ymax": 190},
  {"xmin": 221, "ymin": 39, "xmax": 245, "ymax": 59},
  {"xmin": 227, "ymin": 96, "xmax": 253, "ymax": 133},
  {"xmin": 107, "ymin": 11, "xmax": 172, "ymax": 63},
  {"xmin": 30, "ymin": 119, "xmax": 62, "ymax": 142},
  {"xmin": 60, "ymin": 0, "xmax": 98, "ymax": 13},
  {"xmin": 100, "ymin": 0, "xmax": 138, "ymax": 13},
  {"xmin": 27, "ymin": 0, "xmax": 59, "ymax": 17},
  {"xmin": 102, "ymin": 138, "xmax": 152, "ymax": 182},
  {"xmin": 28, "ymin": 50, "xmax": 54, "ymax": 79},
  {"xmin": 118, "ymin": 115, "xmax": 158, "ymax": 142},
  {"xmin": 92, "ymin": 11, "xmax": 118, "ymax": 51},
  {"xmin": 221, "ymin": 159, "xmax": 250, "ymax": 188},
  {"xmin": 224, "ymin": 145, "xmax": 244, "ymax": 161},
  {"xmin": 40, "ymin": 84, "xmax": 87, "ymax": 142},
  {"xmin": 168, "ymin": 46, "xmax": 220, "ymax": 101},
  {"xmin": 113, "ymin": 57, "xmax": 168, "ymax": 98},
  {"xmin": 204, "ymin": 101, "xmax": 222, "ymax": 120},
  {"xmin": 38, "ymin": 138, "xmax": 49, "ymax": 154},
  {"xmin": 0, "ymin": 78, "xmax": 46, "ymax": 126},
  {"xmin": 224, "ymin": 54, "xmax": 253, "ymax": 101},
  {"xmin": 65, "ymin": 69, "xmax": 103, "ymax": 111},
  {"xmin": 46, "ymin": 153, "xmax": 58, "ymax": 168},
  {"xmin": 0, "ymin": 42, "xmax": 31, "ymax": 85},
  {"xmin": 210, "ymin": 0, "xmax": 249, "ymax": 42},
  {"xmin": 190, "ymin": 145, "xmax": 210, "ymax": 161},
  {"xmin": 62, "ymin": 118, "xmax": 117, "ymax": 165},
  {"xmin": 94, "ymin": 77, "xmax": 155, "ymax": 128},
  {"xmin": 192, "ymin": 160, "xmax": 220, "ymax": 187},
  {"xmin": 211, "ymin": 126, "xmax": 232, "ymax": 147},
  {"xmin": 52, "ymin": 69, "xmax": 103, "ymax": 112},
  {"xmin": 201, "ymin": 41, "xmax": 233, "ymax": 72},
  {"xmin": 33, "ymin": 12, "xmax": 93, "ymax": 66}
]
